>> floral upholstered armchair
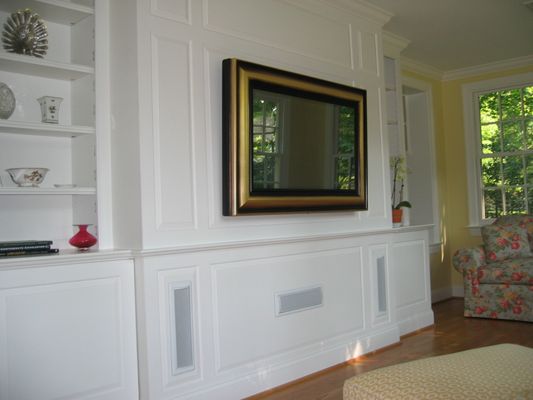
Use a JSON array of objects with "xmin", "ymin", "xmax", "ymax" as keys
[{"xmin": 453, "ymin": 215, "xmax": 533, "ymax": 322}]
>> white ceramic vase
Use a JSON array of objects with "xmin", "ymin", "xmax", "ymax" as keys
[{"xmin": 37, "ymin": 96, "xmax": 63, "ymax": 124}]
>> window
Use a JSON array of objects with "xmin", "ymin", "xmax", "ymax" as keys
[
  {"xmin": 463, "ymin": 72, "xmax": 533, "ymax": 226},
  {"xmin": 478, "ymin": 86, "xmax": 533, "ymax": 218},
  {"xmin": 333, "ymin": 106, "xmax": 356, "ymax": 190},
  {"xmin": 252, "ymin": 92, "xmax": 282, "ymax": 189},
  {"xmin": 251, "ymin": 92, "xmax": 357, "ymax": 191}
]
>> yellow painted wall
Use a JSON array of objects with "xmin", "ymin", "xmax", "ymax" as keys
[{"xmin": 402, "ymin": 64, "xmax": 533, "ymax": 292}]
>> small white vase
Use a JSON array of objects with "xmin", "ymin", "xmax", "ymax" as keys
[{"xmin": 37, "ymin": 96, "xmax": 63, "ymax": 124}]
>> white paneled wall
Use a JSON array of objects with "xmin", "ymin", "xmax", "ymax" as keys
[
  {"xmin": 135, "ymin": 228, "xmax": 433, "ymax": 399},
  {"xmin": 111, "ymin": 0, "xmax": 392, "ymax": 249},
  {"xmin": 109, "ymin": 1, "xmax": 433, "ymax": 399}
]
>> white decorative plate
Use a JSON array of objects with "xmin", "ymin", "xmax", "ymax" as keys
[{"xmin": 0, "ymin": 82, "xmax": 15, "ymax": 119}]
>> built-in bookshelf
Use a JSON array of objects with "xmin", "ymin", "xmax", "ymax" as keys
[{"xmin": 0, "ymin": 0, "xmax": 99, "ymax": 249}]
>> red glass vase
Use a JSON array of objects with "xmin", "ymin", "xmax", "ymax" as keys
[{"xmin": 69, "ymin": 224, "xmax": 97, "ymax": 251}]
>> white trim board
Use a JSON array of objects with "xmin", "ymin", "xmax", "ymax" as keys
[
  {"xmin": 443, "ymin": 54, "xmax": 533, "ymax": 82},
  {"xmin": 400, "ymin": 54, "xmax": 533, "ymax": 82}
]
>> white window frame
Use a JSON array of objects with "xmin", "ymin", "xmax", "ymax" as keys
[{"xmin": 463, "ymin": 71, "xmax": 533, "ymax": 231}]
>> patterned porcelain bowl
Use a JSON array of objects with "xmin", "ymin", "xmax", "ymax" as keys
[{"xmin": 6, "ymin": 167, "xmax": 49, "ymax": 187}]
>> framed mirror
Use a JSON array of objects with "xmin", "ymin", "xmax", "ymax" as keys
[{"xmin": 222, "ymin": 58, "xmax": 367, "ymax": 216}]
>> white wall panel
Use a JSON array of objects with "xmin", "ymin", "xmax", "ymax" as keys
[
  {"xmin": 2, "ymin": 280, "xmax": 120, "ymax": 400},
  {"xmin": 151, "ymin": 34, "xmax": 196, "ymax": 231},
  {"xmin": 204, "ymin": 0, "xmax": 352, "ymax": 68},
  {"xmin": 0, "ymin": 259, "xmax": 138, "ymax": 400},
  {"xmin": 151, "ymin": 0, "xmax": 190, "ymax": 24},
  {"xmin": 391, "ymin": 237, "xmax": 434, "ymax": 335},
  {"xmin": 359, "ymin": 30, "xmax": 380, "ymax": 75},
  {"xmin": 212, "ymin": 248, "xmax": 364, "ymax": 371},
  {"xmin": 392, "ymin": 240, "xmax": 427, "ymax": 308}
]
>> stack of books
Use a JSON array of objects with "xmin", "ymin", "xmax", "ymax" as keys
[{"xmin": 0, "ymin": 241, "xmax": 59, "ymax": 257}]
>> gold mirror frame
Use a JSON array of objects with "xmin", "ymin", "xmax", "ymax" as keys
[{"xmin": 222, "ymin": 58, "xmax": 367, "ymax": 216}]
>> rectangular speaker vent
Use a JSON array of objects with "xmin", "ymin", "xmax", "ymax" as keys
[
  {"xmin": 276, "ymin": 286, "xmax": 323, "ymax": 316},
  {"xmin": 377, "ymin": 256, "xmax": 387, "ymax": 313},
  {"xmin": 173, "ymin": 285, "xmax": 194, "ymax": 372}
]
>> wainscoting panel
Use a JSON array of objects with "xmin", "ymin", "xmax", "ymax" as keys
[
  {"xmin": 136, "ymin": 228, "xmax": 433, "ymax": 399},
  {"xmin": 156, "ymin": 266, "xmax": 201, "ymax": 388},
  {"xmin": 211, "ymin": 247, "xmax": 364, "ymax": 372},
  {"xmin": 391, "ymin": 238, "xmax": 434, "ymax": 335},
  {"xmin": 0, "ymin": 259, "xmax": 138, "ymax": 400}
]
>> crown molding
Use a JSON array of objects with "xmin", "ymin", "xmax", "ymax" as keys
[
  {"xmin": 382, "ymin": 31, "xmax": 410, "ymax": 59},
  {"xmin": 400, "ymin": 57, "xmax": 444, "ymax": 81},
  {"xmin": 442, "ymin": 54, "xmax": 533, "ymax": 81},
  {"xmin": 324, "ymin": 0, "xmax": 393, "ymax": 26}
]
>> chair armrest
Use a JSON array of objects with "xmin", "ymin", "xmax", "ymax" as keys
[{"xmin": 452, "ymin": 246, "xmax": 486, "ymax": 275}]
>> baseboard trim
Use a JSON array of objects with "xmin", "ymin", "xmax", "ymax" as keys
[
  {"xmin": 179, "ymin": 326, "xmax": 400, "ymax": 400},
  {"xmin": 431, "ymin": 287, "xmax": 453, "ymax": 303},
  {"xmin": 397, "ymin": 310, "xmax": 435, "ymax": 337}
]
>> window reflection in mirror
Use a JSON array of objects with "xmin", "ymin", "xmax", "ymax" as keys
[{"xmin": 251, "ymin": 89, "xmax": 356, "ymax": 192}]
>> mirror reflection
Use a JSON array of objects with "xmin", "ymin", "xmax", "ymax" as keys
[{"xmin": 251, "ymin": 89, "xmax": 357, "ymax": 191}]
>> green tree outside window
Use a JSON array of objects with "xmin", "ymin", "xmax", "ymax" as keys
[{"xmin": 479, "ymin": 85, "xmax": 533, "ymax": 218}]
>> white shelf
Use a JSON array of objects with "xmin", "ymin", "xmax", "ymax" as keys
[
  {"xmin": 0, "ymin": 187, "xmax": 96, "ymax": 195},
  {"xmin": 0, "ymin": 0, "xmax": 94, "ymax": 25},
  {"xmin": 0, "ymin": 120, "xmax": 94, "ymax": 138},
  {"xmin": 0, "ymin": 52, "xmax": 94, "ymax": 80}
]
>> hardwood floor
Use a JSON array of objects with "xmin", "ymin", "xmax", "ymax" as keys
[{"xmin": 247, "ymin": 298, "xmax": 533, "ymax": 400}]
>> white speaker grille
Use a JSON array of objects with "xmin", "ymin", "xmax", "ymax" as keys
[
  {"xmin": 377, "ymin": 256, "xmax": 387, "ymax": 313},
  {"xmin": 276, "ymin": 286, "xmax": 323, "ymax": 316},
  {"xmin": 173, "ymin": 285, "xmax": 194, "ymax": 371}
]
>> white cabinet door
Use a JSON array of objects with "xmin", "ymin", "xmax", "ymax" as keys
[
  {"xmin": 0, "ymin": 259, "xmax": 138, "ymax": 400},
  {"xmin": 390, "ymin": 233, "xmax": 434, "ymax": 336}
]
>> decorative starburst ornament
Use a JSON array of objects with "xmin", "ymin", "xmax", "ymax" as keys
[{"xmin": 2, "ymin": 9, "xmax": 48, "ymax": 58}]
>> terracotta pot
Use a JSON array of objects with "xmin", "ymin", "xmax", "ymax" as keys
[{"xmin": 392, "ymin": 208, "xmax": 403, "ymax": 225}]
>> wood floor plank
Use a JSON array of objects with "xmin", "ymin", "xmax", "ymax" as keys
[{"xmin": 247, "ymin": 298, "xmax": 533, "ymax": 400}]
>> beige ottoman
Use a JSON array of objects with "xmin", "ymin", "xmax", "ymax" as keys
[{"xmin": 343, "ymin": 344, "xmax": 533, "ymax": 400}]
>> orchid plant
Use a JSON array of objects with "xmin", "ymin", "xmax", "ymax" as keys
[{"xmin": 390, "ymin": 156, "xmax": 412, "ymax": 210}]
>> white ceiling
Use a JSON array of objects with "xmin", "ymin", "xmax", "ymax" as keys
[{"xmin": 362, "ymin": 0, "xmax": 533, "ymax": 72}]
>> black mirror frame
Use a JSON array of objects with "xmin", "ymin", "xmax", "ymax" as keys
[{"xmin": 222, "ymin": 58, "xmax": 368, "ymax": 216}]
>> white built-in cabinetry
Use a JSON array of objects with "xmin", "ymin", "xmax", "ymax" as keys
[
  {"xmin": 0, "ymin": 0, "xmax": 108, "ymax": 248},
  {"xmin": 0, "ymin": 254, "xmax": 138, "ymax": 400}
]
